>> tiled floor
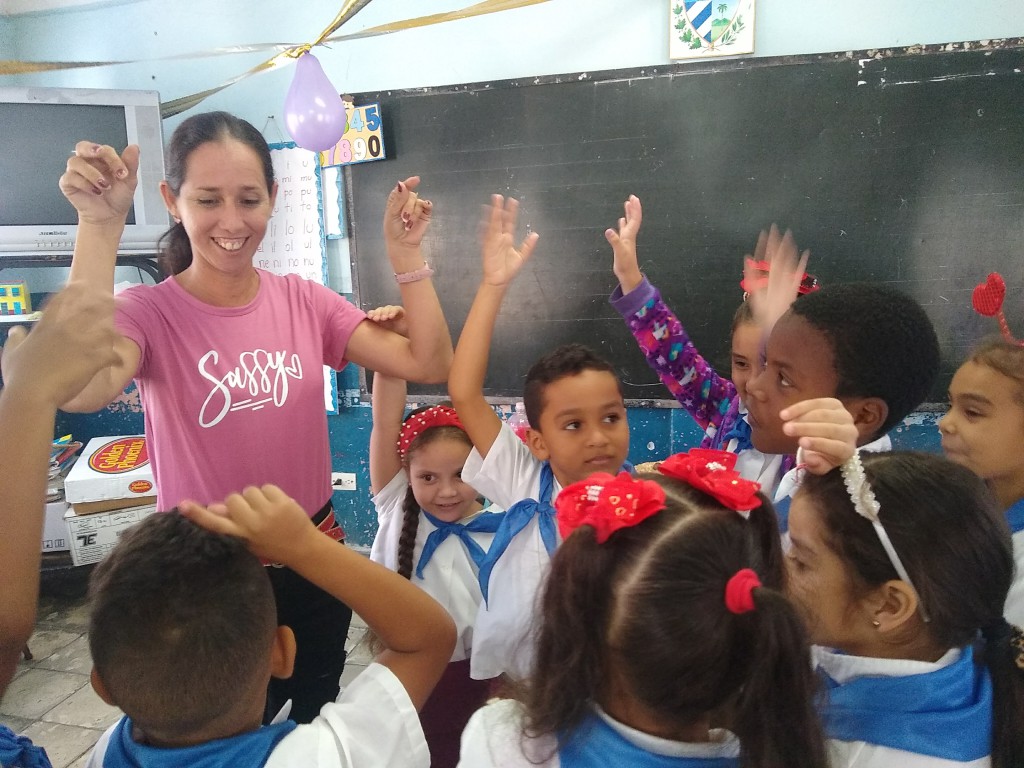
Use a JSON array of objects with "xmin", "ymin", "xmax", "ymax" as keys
[{"xmin": 0, "ymin": 566, "xmax": 372, "ymax": 768}]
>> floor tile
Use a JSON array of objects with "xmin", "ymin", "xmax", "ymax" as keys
[
  {"xmin": 23, "ymin": 628, "xmax": 81, "ymax": 662},
  {"xmin": 0, "ymin": 713, "xmax": 34, "ymax": 733},
  {"xmin": 20, "ymin": 721, "xmax": 103, "ymax": 768},
  {"xmin": 42, "ymin": 684, "xmax": 122, "ymax": 730},
  {"xmin": 0, "ymin": 669, "xmax": 88, "ymax": 719},
  {"xmin": 35, "ymin": 635, "xmax": 93, "ymax": 676},
  {"xmin": 66, "ymin": 752, "xmax": 94, "ymax": 768},
  {"xmin": 38, "ymin": 600, "xmax": 92, "ymax": 633}
]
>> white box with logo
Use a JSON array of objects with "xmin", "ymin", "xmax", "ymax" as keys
[
  {"xmin": 64, "ymin": 435, "xmax": 157, "ymax": 505},
  {"xmin": 63, "ymin": 503, "xmax": 158, "ymax": 566}
]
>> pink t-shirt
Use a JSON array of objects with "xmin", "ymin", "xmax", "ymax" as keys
[{"xmin": 115, "ymin": 269, "xmax": 365, "ymax": 516}]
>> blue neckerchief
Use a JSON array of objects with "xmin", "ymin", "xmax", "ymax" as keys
[
  {"xmin": 477, "ymin": 462, "xmax": 557, "ymax": 604},
  {"xmin": 719, "ymin": 414, "xmax": 752, "ymax": 453},
  {"xmin": 818, "ymin": 645, "xmax": 992, "ymax": 761},
  {"xmin": 559, "ymin": 713, "xmax": 738, "ymax": 768},
  {"xmin": 415, "ymin": 508, "xmax": 506, "ymax": 579},
  {"xmin": 773, "ymin": 496, "xmax": 791, "ymax": 533},
  {"xmin": 101, "ymin": 717, "xmax": 297, "ymax": 768},
  {"xmin": 0, "ymin": 724, "xmax": 52, "ymax": 768},
  {"xmin": 1006, "ymin": 498, "xmax": 1024, "ymax": 534}
]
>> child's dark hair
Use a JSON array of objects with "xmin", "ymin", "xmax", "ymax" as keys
[
  {"xmin": 800, "ymin": 452, "xmax": 1024, "ymax": 767},
  {"xmin": 968, "ymin": 336, "xmax": 1024, "ymax": 404},
  {"xmin": 158, "ymin": 111, "xmax": 275, "ymax": 276},
  {"xmin": 789, "ymin": 283, "xmax": 940, "ymax": 437},
  {"xmin": 523, "ymin": 475, "xmax": 828, "ymax": 768},
  {"xmin": 88, "ymin": 511, "xmax": 276, "ymax": 740},
  {"xmin": 522, "ymin": 343, "xmax": 622, "ymax": 428},
  {"xmin": 395, "ymin": 402, "xmax": 473, "ymax": 580}
]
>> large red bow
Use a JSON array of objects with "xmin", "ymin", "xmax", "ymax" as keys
[
  {"xmin": 555, "ymin": 471, "xmax": 666, "ymax": 544},
  {"xmin": 658, "ymin": 449, "xmax": 763, "ymax": 513}
]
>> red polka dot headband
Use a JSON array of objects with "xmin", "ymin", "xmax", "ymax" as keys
[{"xmin": 397, "ymin": 405, "xmax": 466, "ymax": 458}]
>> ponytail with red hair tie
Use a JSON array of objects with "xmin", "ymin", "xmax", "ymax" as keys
[{"xmin": 724, "ymin": 568, "xmax": 761, "ymax": 614}]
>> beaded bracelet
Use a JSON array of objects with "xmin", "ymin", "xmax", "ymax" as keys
[{"xmin": 394, "ymin": 262, "xmax": 435, "ymax": 284}]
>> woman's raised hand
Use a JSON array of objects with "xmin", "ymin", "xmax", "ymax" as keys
[
  {"xmin": 58, "ymin": 141, "xmax": 139, "ymax": 227},
  {"xmin": 383, "ymin": 176, "xmax": 433, "ymax": 251}
]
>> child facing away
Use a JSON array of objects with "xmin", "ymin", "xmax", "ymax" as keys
[
  {"xmin": 940, "ymin": 337, "xmax": 1024, "ymax": 626},
  {"xmin": 743, "ymin": 278, "xmax": 941, "ymax": 529},
  {"xmin": 0, "ymin": 283, "xmax": 119, "ymax": 768},
  {"xmin": 448, "ymin": 195, "xmax": 632, "ymax": 682},
  {"xmin": 606, "ymin": 195, "xmax": 817, "ymax": 497},
  {"xmin": 83, "ymin": 486, "xmax": 456, "ymax": 768},
  {"xmin": 367, "ymin": 305, "xmax": 505, "ymax": 768},
  {"xmin": 786, "ymin": 449, "xmax": 1024, "ymax": 767},
  {"xmin": 459, "ymin": 448, "xmax": 829, "ymax": 768}
]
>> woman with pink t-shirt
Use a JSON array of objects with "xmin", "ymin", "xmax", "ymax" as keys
[{"xmin": 59, "ymin": 111, "xmax": 453, "ymax": 723}]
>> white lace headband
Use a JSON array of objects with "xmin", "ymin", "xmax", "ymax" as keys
[{"xmin": 840, "ymin": 452, "xmax": 930, "ymax": 623}]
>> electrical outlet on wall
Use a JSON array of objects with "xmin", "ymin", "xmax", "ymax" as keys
[{"xmin": 331, "ymin": 472, "xmax": 357, "ymax": 491}]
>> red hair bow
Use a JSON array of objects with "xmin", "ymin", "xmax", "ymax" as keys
[
  {"xmin": 555, "ymin": 472, "xmax": 666, "ymax": 544},
  {"xmin": 658, "ymin": 449, "xmax": 763, "ymax": 513},
  {"xmin": 740, "ymin": 259, "xmax": 820, "ymax": 296}
]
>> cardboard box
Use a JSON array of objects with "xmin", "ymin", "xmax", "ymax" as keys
[
  {"xmin": 71, "ymin": 496, "xmax": 157, "ymax": 517},
  {"xmin": 42, "ymin": 500, "xmax": 71, "ymax": 553},
  {"xmin": 64, "ymin": 436, "xmax": 157, "ymax": 505},
  {"xmin": 64, "ymin": 504, "xmax": 157, "ymax": 567}
]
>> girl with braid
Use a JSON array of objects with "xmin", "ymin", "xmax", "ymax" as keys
[{"xmin": 368, "ymin": 305, "xmax": 504, "ymax": 768}]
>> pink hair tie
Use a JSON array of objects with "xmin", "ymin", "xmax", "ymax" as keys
[
  {"xmin": 397, "ymin": 405, "xmax": 465, "ymax": 458},
  {"xmin": 724, "ymin": 568, "xmax": 761, "ymax": 614}
]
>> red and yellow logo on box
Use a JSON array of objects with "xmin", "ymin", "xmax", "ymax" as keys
[{"xmin": 88, "ymin": 437, "xmax": 149, "ymax": 474}]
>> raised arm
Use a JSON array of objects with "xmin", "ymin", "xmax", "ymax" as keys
[
  {"xmin": 367, "ymin": 305, "xmax": 410, "ymax": 495},
  {"xmin": 607, "ymin": 195, "xmax": 736, "ymax": 429},
  {"xmin": 181, "ymin": 486, "xmax": 456, "ymax": 711},
  {"xmin": 448, "ymin": 195, "xmax": 539, "ymax": 458},
  {"xmin": 58, "ymin": 141, "xmax": 143, "ymax": 411},
  {"xmin": 346, "ymin": 177, "xmax": 453, "ymax": 384},
  {"xmin": 0, "ymin": 283, "xmax": 120, "ymax": 694}
]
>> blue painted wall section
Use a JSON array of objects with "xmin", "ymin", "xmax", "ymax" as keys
[{"xmin": 56, "ymin": 375, "xmax": 943, "ymax": 550}]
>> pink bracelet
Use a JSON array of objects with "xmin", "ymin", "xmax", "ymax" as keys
[{"xmin": 394, "ymin": 262, "xmax": 435, "ymax": 284}]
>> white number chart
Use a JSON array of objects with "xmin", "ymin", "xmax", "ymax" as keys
[{"xmin": 259, "ymin": 142, "xmax": 338, "ymax": 413}]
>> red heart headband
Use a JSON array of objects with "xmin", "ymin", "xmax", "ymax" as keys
[
  {"xmin": 972, "ymin": 272, "xmax": 1023, "ymax": 346},
  {"xmin": 397, "ymin": 405, "xmax": 466, "ymax": 458}
]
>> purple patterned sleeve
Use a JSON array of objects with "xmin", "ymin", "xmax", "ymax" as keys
[{"xmin": 611, "ymin": 278, "xmax": 737, "ymax": 433}]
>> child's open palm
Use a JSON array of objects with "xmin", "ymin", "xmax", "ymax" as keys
[
  {"xmin": 480, "ymin": 194, "xmax": 539, "ymax": 287},
  {"xmin": 605, "ymin": 194, "xmax": 643, "ymax": 293}
]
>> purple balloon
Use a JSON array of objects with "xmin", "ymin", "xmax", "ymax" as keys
[{"xmin": 284, "ymin": 52, "xmax": 346, "ymax": 152}]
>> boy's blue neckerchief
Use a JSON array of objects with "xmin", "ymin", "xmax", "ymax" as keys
[
  {"xmin": 102, "ymin": 717, "xmax": 297, "ymax": 768},
  {"xmin": 719, "ymin": 416, "xmax": 752, "ymax": 452},
  {"xmin": 559, "ymin": 713, "xmax": 738, "ymax": 768},
  {"xmin": 1005, "ymin": 497, "xmax": 1024, "ymax": 534},
  {"xmin": 0, "ymin": 724, "xmax": 52, "ymax": 768},
  {"xmin": 415, "ymin": 508, "xmax": 507, "ymax": 579},
  {"xmin": 817, "ymin": 645, "xmax": 992, "ymax": 761},
  {"xmin": 477, "ymin": 462, "xmax": 557, "ymax": 604}
]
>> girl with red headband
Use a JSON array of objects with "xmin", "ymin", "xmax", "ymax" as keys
[
  {"xmin": 368, "ymin": 303, "xmax": 505, "ymax": 768},
  {"xmin": 459, "ymin": 448, "xmax": 827, "ymax": 768}
]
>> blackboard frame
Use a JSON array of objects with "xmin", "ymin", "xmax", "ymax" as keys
[{"xmin": 345, "ymin": 39, "xmax": 1024, "ymax": 405}]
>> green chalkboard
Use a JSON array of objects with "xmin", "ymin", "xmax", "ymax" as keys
[{"xmin": 347, "ymin": 42, "xmax": 1024, "ymax": 402}]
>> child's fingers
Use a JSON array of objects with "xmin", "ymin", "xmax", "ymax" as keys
[
  {"xmin": 518, "ymin": 231, "xmax": 541, "ymax": 263},
  {"xmin": 179, "ymin": 500, "xmax": 243, "ymax": 537},
  {"xmin": 502, "ymin": 196, "xmax": 521, "ymax": 233},
  {"xmin": 604, "ymin": 227, "xmax": 620, "ymax": 247},
  {"xmin": 779, "ymin": 397, "xmax": 847, "ymax": 423}
]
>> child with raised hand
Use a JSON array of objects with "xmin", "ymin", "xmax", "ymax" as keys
[
  {"xmin": 940, "ymin": 337, "xmax": 1024, "ymax": 625},
  {"xmin": 607, "ymin": 195, "xmax": 816, "ymax": 497},
  {"xmin": 367, "ymin": 304, "xmax": 504, "ymax": 768},
  {"xmin": 0, "ymin": 283, "xmax": 119, "ymax": 767},
  {"xmin": 449, "ymin": 195, "xmax": 632, "ymax": 682},
  {"xmin": 743, "ymin": 260, "xmax": 941, "ymax": 529},
  {"xmin": 459, "ymin": 449, "xmax": 829, "ymax": 768},
  {"xmin": 786, "ymin": 449, "xmax": 1024, "ymax": 767},
  {"xmin": 83, "ymin": 485, "xmax": 456, "ymax": 768}
]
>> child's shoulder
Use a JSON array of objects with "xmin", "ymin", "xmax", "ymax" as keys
[{"xmin": 462, "ymin": 422, "xmax": 548, "ymax": 510}]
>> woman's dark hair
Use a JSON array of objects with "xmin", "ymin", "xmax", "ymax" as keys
[
  {"xmin": 158, "ymin": 111, "xmax": 275, "ymax": 276},
  {"xmin": 800, "ymin": 451, "xmax": 1024, "ymax": 767},
  {"xmin": 394, "ymin": 403, "xmax": 472, "ymax": 579},
  {"xmin": 523, "ymin": 474, "xmax": 828, "ymax": 768}
]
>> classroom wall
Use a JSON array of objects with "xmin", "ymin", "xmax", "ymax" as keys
[{"xmin": 9, "ymin": 0, "xmax": 1022, "ymax": 546}]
